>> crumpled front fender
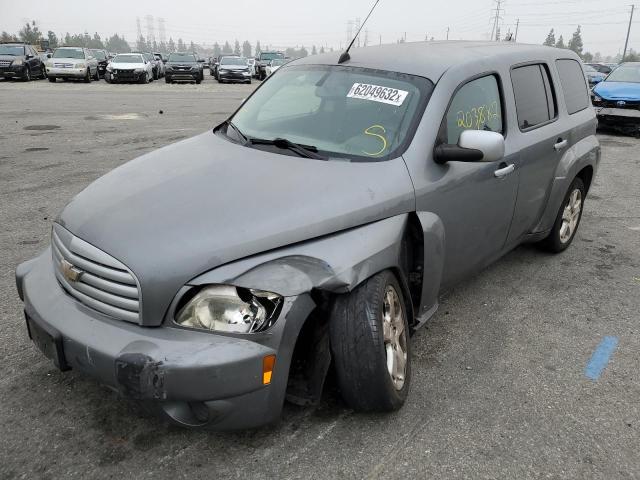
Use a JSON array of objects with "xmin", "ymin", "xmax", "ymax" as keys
[{"xmin": 188, "ymin": 215, "xmax": 410, "ymax": 297}]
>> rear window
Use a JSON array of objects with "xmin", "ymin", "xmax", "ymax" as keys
[
  {"xmin": 511, "ymin": 64, "xmax": 557, "ymax": 130},
  {"xmin": 556, "ymin": 59, "xmax": 590, "ymax": 114}
]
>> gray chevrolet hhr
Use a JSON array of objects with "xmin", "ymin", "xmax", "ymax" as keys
[{"xmin": 16, "ymin": 41, "xmax": 599, "ymax": 429}]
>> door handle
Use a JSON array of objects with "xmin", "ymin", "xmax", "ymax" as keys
[
  {"xmin": 554, "ymin": 139, "xmax": 568, "ymax": 151},
  {"xmin": 494, "ymin": 164, "xmax": 515, "ymax": 178}
]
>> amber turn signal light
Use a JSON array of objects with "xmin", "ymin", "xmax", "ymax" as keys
[{"xmin": 263, "ymin": 355, "xmax": 276, "ymax": 385}]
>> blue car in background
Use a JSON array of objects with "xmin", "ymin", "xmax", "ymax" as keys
[{"xmin": 592, "ymin": 62, "xmax": 640, "ymax": 132}]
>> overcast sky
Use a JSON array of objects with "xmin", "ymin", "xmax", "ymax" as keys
[{"xmin": 2, "ymin": 0, "xmax": 637, "ymax": 56}]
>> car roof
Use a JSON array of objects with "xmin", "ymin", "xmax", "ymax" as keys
[{"xmin": 291, "ymin": 40, "xmax": 581, "ymax": 81}]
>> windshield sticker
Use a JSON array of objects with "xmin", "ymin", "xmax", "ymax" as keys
[
  {"xmin": 363, "ymin": 125, "xmax": 388, "ymax": 156},
  {"xmin": 347, "ymin": 83, "xmax": 409, "ymax": 106}
]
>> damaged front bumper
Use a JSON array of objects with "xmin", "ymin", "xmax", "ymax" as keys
[{"xmin": 16, "ymin": 249, "xmax": 314, "ymax": 429}]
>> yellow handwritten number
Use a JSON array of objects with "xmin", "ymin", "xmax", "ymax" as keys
[{"xmin": 363, "ymin": 125, "xmax": 388, "ymax": 156}]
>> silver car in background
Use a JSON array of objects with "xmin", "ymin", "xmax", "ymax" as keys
[
  {"xmin": 45, "ymin": 47, "xmax": 99, "ymax": 83},
  {"xmin": 105, "ymin": 53, "xmax": 154, "ymax": 84}
]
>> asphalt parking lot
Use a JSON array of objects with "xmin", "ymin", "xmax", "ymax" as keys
[{"xmin": 1, "ymin": 74, "xmax": 639, "ymax": 479}]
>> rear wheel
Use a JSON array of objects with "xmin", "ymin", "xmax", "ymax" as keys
[
  {"xmin": 330, "ymin": 270, "xmax": 411, "ymax": 412},
  {"xmin": 539, "ymin": 177, "xmax": 586, "ymax": 253}
]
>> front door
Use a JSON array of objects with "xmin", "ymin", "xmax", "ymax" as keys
[{"xmin": 415, "ymin": 74, "xmax": 519, "ymax": 287}]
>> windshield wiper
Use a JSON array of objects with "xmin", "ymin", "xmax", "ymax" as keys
[
  {"xmin": 249, "ymin": 137, "xmax": 327, "ymax": 159},
  {"xmin": 222, "ymin": 119, "xmax": 248, "ymax": 144}
]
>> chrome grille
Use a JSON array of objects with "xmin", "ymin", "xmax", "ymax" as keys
[
  {"xmin": 0, "ymin": 60, "xmax": 11, "ymax": 67},
  {"xmin": 53, "ymin": 63, "xmax": 73, "ymax": 68},
  {"xmin": 51, "ymin": 225, "xmax": 141, "ymax": 323}
]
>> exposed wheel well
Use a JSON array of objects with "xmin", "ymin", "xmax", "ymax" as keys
[{"xmin": 576, "ymin": 166, "xmax": 594, "ymax": 193}]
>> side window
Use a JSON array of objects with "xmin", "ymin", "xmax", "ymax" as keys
[
  {"xmin": 444, "ymin": 75, "xmax": 503, "ymax": 144},
  {"xmin": 511, "ymin": 64, "xmax": 557, "ymax": 130},
  {"xmin": 556, "ymin": 59, "xmax": 589, "ymax": 114}
]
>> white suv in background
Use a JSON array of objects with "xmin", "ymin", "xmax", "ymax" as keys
[{"xmin": 46, "ymin": 47, "xmax": 99, "ymax": 83}]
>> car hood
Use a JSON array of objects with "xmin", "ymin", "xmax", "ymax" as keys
[
  {"xmin": 220, "ymin": 65, "xmax": 247, "ymax": 70},
  {"xmin": 58, "ymin": 131, "xmax": 415, "ymax": 324},
  {"xmin": 0, "ymin": 55, "xmax": 24, "ymax": 62},
  {"xmin": 593, "ymin": 81, "xmax": 640, "ymax": 100},
  {"xmin": 111, "ymin": 62, "xmax": 146, "ymax": 69},
  {"xmin": 168, "ymin": 62, "xmax": 197, "ymax": 67},
  {"xmin": 50, "ymin": 57, "xmax": 84, "ymax": 63}
]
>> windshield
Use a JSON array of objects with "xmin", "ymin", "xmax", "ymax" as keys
[
  {"xmin": 91, "ymin": 50, "xmax": 106, "ymax": 60},
  {"xmin": 0, "ymin": 45, "xmax": 25, "ymax": 56},
  {"xmin": 168, "ymin": 53, "xmax": 196, "ymax": 62},
  {"xmin": 230, "ymin": 65, "xmax": 433, "ymax": 161},
  {"xmin": 260, "ymin": 53, "xmax": 283, "ymax": 61},
  {"xmin": 53, "ymin": 48, "xmax": 85, "ymax": 59},
  {"xmin": 113, "ymin": 54, "xmax": 143, "ymax": 63},
  {"xmin": 221, "ymin": 57, "xmax": 247, "ymax": 66},
  {"xmin": 605, "ymin": 65, "xmax": 640, "ymax": 83},
  {"xmin": 271, "ymin": 59, "xmax": 286, "ymax": 67}
]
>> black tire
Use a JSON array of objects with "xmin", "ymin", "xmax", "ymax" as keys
[
  {"xmin": 330, "ymin": 270, "xmax": 411, "ymax": 412},
  {"xmin": 165, "ymin": 77, "xmax": 171, "ymax": 84},
  {"xmin": 83, "ymin": 69, "xmax": 91, "ymax": 83},
  {"xmin": 48, "ymin": 77, "xmax": 56, "ymax": 83},
  {"xmin": 93, "ymin": 68, "xmax": 99, "ymax": 81},
  {"xmin": 140, "ymin": 72, "xmax": 149, "ymax": 84},
  {"xmin": 153, "ymin": 68, "xmax": 158, "ymax": 80},
  {"xmin": 104, "ymin": 73, "xmax": 112, "ymax": 83},
  {"xmin": 23, "ymin": 67, "xmax": 31, "ymax": 82},
  {"xmin": 539, "ymin": 177, "xmax": 586, "ymax": 253},
  {"xmin": 40, "ymin": 65, "xmax": 47, "ymax": 79},
  {"xmin": 196, "ymin": 77, "xmax": 202, "ymax": 84}
]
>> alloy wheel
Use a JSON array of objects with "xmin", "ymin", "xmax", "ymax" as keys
[
  {"xmin": 560, "ymin": 188, "xmax": 582, "ymax": 244},
  {"xmin": 382, "ymin": 285, "xmax": 407, "ymax": 390}
]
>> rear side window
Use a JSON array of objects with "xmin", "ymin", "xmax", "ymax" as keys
[
  {"xmin": 556, "ymin": 59, "xmax": 589, "ymax": 114},
  {"xmin": 443, "ymin": 75, "xmax": 503, "ymax": 144},
  {"xmin": 511, "ymin": 64, "xmax": 557, "ymax": 130}
]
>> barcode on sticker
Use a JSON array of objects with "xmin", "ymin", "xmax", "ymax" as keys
[{"xmin": 347, "ymin": 83, "xmax": 409, "ymax": 106}]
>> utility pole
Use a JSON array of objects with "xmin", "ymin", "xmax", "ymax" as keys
[
  {"xmin": 514, "ymin": 18, "xmax": 520, "ymax": 41},
  {"xmin": 446, "ymin": 27, "xmax": 450, "ymax": 40},
  {"xmin": 490, "ymin": 0, "xmax": 504, "ymax": 41},
  {"xmin": 622, "ymin": 4, "xmax": 635, "ymax": 62}
]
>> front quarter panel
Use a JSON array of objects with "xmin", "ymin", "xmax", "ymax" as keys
[{"xmin": 188, "ymin": 215, "xmax": 410, "ymax": 297}]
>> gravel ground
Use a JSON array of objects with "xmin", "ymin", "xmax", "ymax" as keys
[{"xmin": 1, "ymin": 75, "xmax": 639, "ymax": 480}]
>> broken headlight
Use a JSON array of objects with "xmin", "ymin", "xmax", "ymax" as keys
[{"xmin": 175, "ymin": 285, "xmax": 282, "ymax": 334}]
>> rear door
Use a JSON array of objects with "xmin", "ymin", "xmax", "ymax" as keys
[{"xmin": 505, "ymin": 62, "xmax": 567, "ymax": 243}]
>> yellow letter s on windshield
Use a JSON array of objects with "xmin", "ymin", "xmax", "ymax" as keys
[{"xmin": 363, "ymin": 125, "xmax": 388, "ymax": 156}]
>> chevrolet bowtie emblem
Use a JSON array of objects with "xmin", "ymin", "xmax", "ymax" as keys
[{"xmin": 61, "ymin": 259, "xmax": 83, "ymax": 283}]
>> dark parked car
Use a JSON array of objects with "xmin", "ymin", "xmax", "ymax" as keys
[
  {"xmin": 0, "ymin": 42, "xmax": 46, "ymax": 81},
  {"xmin": 16, "ymin": 41, "xmax": 599, "ymax": 430},
  {"xmin": 586, "ymin": 63, "xmax": 613, "ymax": 75},
  {"xmin": 90, "ymin": 49, "xmax": 110, "ymax": 78},
  {"xmin": 165, "ymin": 52, "xmax": 204, "ymax": 84},
  {"xmin": 254, "ymin": 51, "xmax": 284, "ymax": 80},
  {"xmin": 211, "ymin": 53, "xmax": 237, "ymax": 79},
  {"xmin": 217, "ymin": 56, "xmax": 251, "ymax": 83}
]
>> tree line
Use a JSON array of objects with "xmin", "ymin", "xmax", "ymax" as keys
[
  {"xmin": 543, "ymin": 26, "xmax": 638, "ymax": 63},
  {"xmin": 2, "ymin": 20, "xmax": 330, "ymax": 59}
]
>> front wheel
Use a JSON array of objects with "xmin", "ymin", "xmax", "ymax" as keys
[
  {"xmin": 330, "ymin": 270, "xmax": 411, "ymax": 412},
  {"xmin": 83, "ymin": 69, "xmax": 91, "ymax": 83},
  {"xmin": 93, "ymin": 68, "xmax": 100, "ymax": 81},
  {"xmin": 48, "ymin": 76, "xmax": 56, "ymax": 83},
  {"xmin": 23, "ymin": 68, "xmax": 31, "ymax": 82},
  {"xmin": 539, "ymin": 177, "xmax": 586, "ymax": 253}
]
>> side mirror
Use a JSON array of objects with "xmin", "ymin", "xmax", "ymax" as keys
[
  {"xmin": 163, "ymin": 59, "xmax": 167, "ymax": 63},
  {"xmin": 26, "ymin": 54, "xmax": 33, "ymax": 59},
  {"xmin": 434, "ymin": 130, "xmax": 505, "ymax": 164},
  {"xmin": 47, "ymin": 53, "xmax": 52, "ymax": 58}
]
